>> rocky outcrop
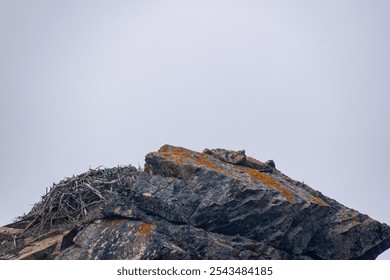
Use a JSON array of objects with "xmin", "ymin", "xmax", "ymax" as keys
[{"xmin": 1, "ymin": 145, "xmax": 390, "ymax": 260}]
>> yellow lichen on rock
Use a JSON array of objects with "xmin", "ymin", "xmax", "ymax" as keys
[
  {"xmin": 158, "ymin": 145, "xmax": 295, "ymax": 201},
  {"xmin": 311, "ymin": 197, "xmax": 325, "ymax": 205},
  {"xmin": 136, "ymin": 222, "xmax": 153, "ymax": 237},
  {"xmin": 159, "ymin": 145, "xmax": 230, "ymax": 176},
  {"xmin": 240, "ymin": 166, "xmax": 295, "ymax": 201}
]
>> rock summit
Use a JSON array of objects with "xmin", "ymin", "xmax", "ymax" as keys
[{"xmin": 1, "ymin": 145, "xmax": 389, "ymax": 260}]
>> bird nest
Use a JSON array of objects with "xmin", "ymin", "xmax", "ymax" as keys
[{"xmin": 15, "ymin": 165, "xmax": 137, "ymax": 236}]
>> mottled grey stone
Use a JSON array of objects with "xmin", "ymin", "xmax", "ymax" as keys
[
  {"xmin": 265, "ymin": 160, "xmax": 276, "ymax": 169},
  {"xmin": 203, "ymin": 148, "xmax": 247, "ymax": 165}
]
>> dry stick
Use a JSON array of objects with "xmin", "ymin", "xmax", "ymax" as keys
[
  {"xmin": 83, "ymin": 183, "xmax": 105, "ymax": 200},
  {"xmin": 59, "ymin": 199, "xmax": 71, "ymax": 218},
  {"xmin": 84, "ymin": 200, "xmax": 103, "ymax": 209},
  {"xmin": 65, "ymin": 199, "xmax": 78, "ymax": 211},
  {"xmin": 18, "ymin": 166, "xmax": 130, "ymax": 236},
  {"xmin": 79, "ymin": 195, "xmax": 86, "ymax": 217},
  {"xmin": 59, "ymin": 192, "xmax": 65, "ymax": 211},
  {"xmin": 21, "ymin": 207, "xmax": 46, "ymax": 234}
]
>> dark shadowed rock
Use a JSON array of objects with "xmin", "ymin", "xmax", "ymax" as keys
[
  {"xmin": 246, "ymin": 156, "xmax": 274, "ymax": 173},
  {"xmin": 1, "ymin": 144, "xmax": 390, "ymax": 260},
  {"xmin": 265, "ymin": 160, "xmax": 276, "ymax": 169}
]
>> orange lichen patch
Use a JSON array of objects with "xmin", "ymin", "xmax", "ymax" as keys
[
  {"xmin": 239, "ymin": 166, "xmax": 295, "ymax": 201},
  {"xmin": 311, "ymin": 197, "xmax": 325, "ymax": 205},
  {"xmin": 159, "ymin": 145, "xmax": 232, "ymax": 177},
  {"xmin": 195, "ymin": 153, "xmax": 231, "ymax": 176},
  {"xmin": 136, "ymin": 222, "xmax": 153, "ymax": 237},
  {"xmin": 162, "ymin": 151, "xmax": 185, "ymax": 164}
]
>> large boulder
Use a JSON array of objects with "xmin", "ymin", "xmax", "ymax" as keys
[{"xmin": 1, "ymin": 145, "xmax": 389, "ymax": 260}]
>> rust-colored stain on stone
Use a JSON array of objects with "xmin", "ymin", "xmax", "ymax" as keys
[
  {"xmin": 239, "ymin": 166, "xmax": 295, "ymax": 201},
  {"xmin": 311, "ymin": 197, "xmax": 325, "ymax": 205},
  {"xmin": 158, "ymin": 145, "xmax": 296, "ymax": 201},
  {"xmin": 136, "ymin": 222, "xmax": 153, "ymax": 237},
  {"xmin": 159, "ymin": 145, "xmax": 234, "ymax": 177}
]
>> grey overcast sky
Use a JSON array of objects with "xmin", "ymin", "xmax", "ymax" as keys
[{"xmin": 0, "ymin": 0, "xmax": 389, "ymax": 259}]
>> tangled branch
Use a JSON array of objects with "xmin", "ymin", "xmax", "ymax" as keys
[{"xmin": 18, "ymin": 165, "xmax": 137, "ymax": 235}]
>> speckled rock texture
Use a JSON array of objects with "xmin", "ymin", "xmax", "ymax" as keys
[{"xmin": 1, "ymin": 145, "xmax": 390, "ymax": 260}]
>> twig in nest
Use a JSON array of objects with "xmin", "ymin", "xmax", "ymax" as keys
[{"xmin": 18, "ymin": 165, "xmax": 137, "ymax": 235}]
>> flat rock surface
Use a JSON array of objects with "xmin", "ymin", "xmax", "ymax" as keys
[{"xmin": 1, "ymin": 145, "xmax": 390, "ymax": 260}]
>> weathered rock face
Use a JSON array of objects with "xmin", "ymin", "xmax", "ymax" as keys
[{"xmin": 1, "ymin": 145, "xmax": 390, "ymax": 260}]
